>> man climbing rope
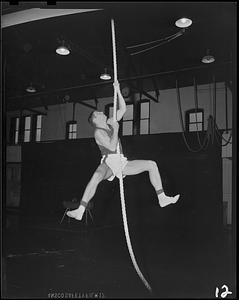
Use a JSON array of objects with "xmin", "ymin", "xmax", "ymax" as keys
[{"xmin": 67, "ymin": 81, "xmax": 180, "ymax": 221}]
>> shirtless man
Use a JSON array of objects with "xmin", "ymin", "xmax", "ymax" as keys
[{"xmin": 67, "ymin": 82, "xmax": 180, "ymax": 221}]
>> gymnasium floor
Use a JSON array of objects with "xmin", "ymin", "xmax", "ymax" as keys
[{"xmin": 4, "ymin": 213, "xmax": 235, "ymax": 298}]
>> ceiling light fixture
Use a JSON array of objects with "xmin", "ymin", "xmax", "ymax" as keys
[
  {"xmin": 201, "ymin": 49, "xmax": 215, "ymax": 64},
  {"xmin": 26, "ymin": 83, "xmax": 36, "ymax": 93},
  {"xmin": 56, "ymin": 40, "xmax": 70, "ymax": 55},
  {"xmin": 175, "ymin": 17, "xmax": 192, "ymax": 28},
  {"xmin": 100, "ymin": 68, "xmax": 111, "ymax": 80}
]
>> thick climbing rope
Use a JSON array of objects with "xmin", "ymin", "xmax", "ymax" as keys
[{"xmin": 111, "ymin": 18, "xmax": 152, "ymax": 293}]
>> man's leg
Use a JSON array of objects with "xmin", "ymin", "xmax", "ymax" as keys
[
  {"xmin": 67, "ymin": 163, "xmax": 113, "ymax": 220},
  {"xmin": 123, "ymin": 160, "xmax": 180, "ymax": 207}
]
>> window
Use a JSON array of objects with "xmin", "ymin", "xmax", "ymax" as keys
[
  {"xmin": 66, "ymin": 121, "xmax": 77, "ymax": 139},
  {"xmin": 9, "ymin": 114, "xmax": 43, "ymax": 144},
  {"xmin": 186, "ymin": 109, "xmax": 204, "ymax": 132},
  {"xmin": 139, "ymin": 101, "xmax": 150, "ymax": 134},
  {"xmin": 24, "ymin": 116, "xmax": 31, "ymax": 142},
  {"xmin": 9, "ymin": 117, "xmax": 20, "ymax": 144},
  {"xmin": 122, "ymin": 104, "xmax": 134, "ymax": 136},
  {"xmin": 36, "ymin": 115, "xmax": 42, "ymax": 142},
  {"xmin": 9, "ymin": 116, "xmax": 28, "ymax": 144},
  {"xmin": 13, "ymin": 117, "xmax": 20, "ymax": 144}
]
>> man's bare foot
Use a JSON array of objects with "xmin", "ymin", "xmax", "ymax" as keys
[
  {"xmin": 158, "ymin": 194, "xmax": 180, "ymax": 207},
  {"xmin": 66, "ymin": 206, "xmax": 85, "ymax": 221}
]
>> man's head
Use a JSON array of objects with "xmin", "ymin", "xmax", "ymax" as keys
[{"xmin": 88, "ymin": 110, "xmax": 107, "ymax": 127}]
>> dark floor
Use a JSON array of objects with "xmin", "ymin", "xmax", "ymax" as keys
[{"xmin": 3, "ymin": 213, "xmax": 236, "ymax": 299}]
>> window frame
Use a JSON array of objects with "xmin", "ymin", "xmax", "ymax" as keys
[
  {"xmin": 9, "ymin": 114, "xmax": 43, "ymax": 144},
  {"xmin": 66, "ymin": 120, "xmax": 77, "ymax": 140},
  {"xmin": 35, "ymin": 114, "xmax": 43, "ymax": 142},
  {"xmin": 23, "ymin": 115, "xmax": 32, "ymax": 142},
  {"xmin": 139, "ymin": 99, "xmax": 150, "ymax": 135},
  {"xmin": 10, "ymin": 116, "xmax": 20, "ymax": 145},
  {"xmin": 185, "ymin": 108, "xmax": 204, "ymax": 132},
  {"xmin": 122, "ymin": 103, "xmax": 134, "ymax": 136}
]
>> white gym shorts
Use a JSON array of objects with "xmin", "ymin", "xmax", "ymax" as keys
[{"xmin": 101, "ymin": 154, "xmax": 128, "ymax": 181}]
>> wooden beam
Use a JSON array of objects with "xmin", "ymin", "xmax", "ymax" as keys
[
  {"xmin": 23, "ymin": 107, "xmax": 47, "ymax": 115},
  {"xmin": 226, "ymin": 80, "xmax": 232, "ymax": 93},
  {"xmin": 72, "ymin": 102, "xmax": 76, "ymax": 120},
  {"xmin": 94, "ymin": 97, "xmax": 99, "ymax": 109},
  {"xmin": 8, "ymin": 62, "xmax": 231, "ymax": 101},
  {"xmin": 142, "ymin": 64, "xmax": 160, "ymax": 102},
  {"xmin": 41, "ymin": 97, "xmax": 48, "ymax": 110},
  {"xmin": 121, "ymin": 45, "xmax": 158, "ymax": 103},
  {"xmin": 77, "ymin": 101, "xmax": 97, "ymax": 110},
  {"xmin": 128, "ymin": 82, "xmax": 158, "ymax": 102},
  {"xmin": 152, "ymin": 77, "xmax": 160, "ymax": 102}
]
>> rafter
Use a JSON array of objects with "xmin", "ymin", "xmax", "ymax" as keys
[
  {"xmin": 128, "ymin": 82, "xmax": 158, "ymax": 102},
  {"xmin": 23, "ymin": 107, "xmax": 47, "ymax": 115},
  {"xmin": 77, "ymin": 101, "xmax": 97, "ymax": 110}
]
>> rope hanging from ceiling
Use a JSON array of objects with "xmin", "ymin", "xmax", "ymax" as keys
[
  {"xmin": 176, "ymin": 76, "xmax": 232, "ymax": 152},
  {"xmin": 111, "ymin": 18, "xmax": 152, "ymax": 293},
  {"xmin": 176, "ymin": 79, "xmax": 210, "ymax": 152}
]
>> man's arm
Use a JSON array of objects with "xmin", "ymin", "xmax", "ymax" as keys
[
  {"xmin": 95, "ymin": 121, "xmax": 119, "ymax": 152},
  {"xmin": 114, "ymin": 81, "xmax": 126, "ymax": 121}
]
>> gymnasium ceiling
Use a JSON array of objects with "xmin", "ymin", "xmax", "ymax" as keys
[{"xmin": 2, "ymin": 2, "xmax": 236, "ymax": 112}]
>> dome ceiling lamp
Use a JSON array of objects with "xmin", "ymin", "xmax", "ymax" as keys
[
  {"xmin": 100, "ymin": 68, "xmax": 111, "ymax": 80},
  {"xmin": 56, "ymin": 39, "xmax": 70, "ymax": 55},
  {"xmin": 201, "ymin": 49, "xmax": 215, "ymax": 64},
  {"xmin": 175, "ymin": 17, "xmax": 192, "ymax": 28},
  {"xmin": 26, "ymin": 83, "xmax": 36, "ymax": 93}
]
